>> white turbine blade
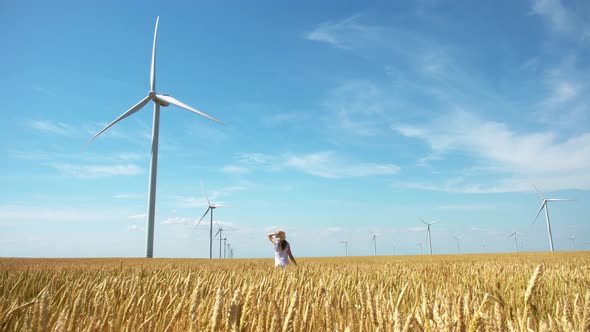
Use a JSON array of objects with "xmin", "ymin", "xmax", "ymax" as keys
[
  {"xmin": 214, "ymin": 229, "xmax": 221, "ymax": 239},
  {"xmin": 155, "ymin": 94, "xmax": 224, "ymax": 124},
  {"xmin": 546, "ymin": 198, "xmax": 573, "ymax": 201},
  {"xmin": 420, "ymin": 219, "xmax": 427, "ymax": 225},
  {"xmin": 85, "ymin": 95, "xmax": 151, "ymax": 146},
  {"xmin": 532, "ymin": 202, "xmax": 545, "ymax": 224},
  {"xmin": 150, "ymin": 16, "xmax": 159, "ymax": 92},
  {"xmin": 429, "ymin": 220, "xmax": 438, "ymax": 225},
  {"xmin": 507, "ymin": 232, "xmax": 516, "ymax": 239},
  {"xmin": 533, "ymin": 185, "xmax": 546, "ymax": 200},
  {"xmin": 193, "ymin": 207, "xmax": 210, "ymax": 232},
  {"xmin": 212, "ymin": 204, "xmax": 231, "ymax": 208},
  {"xmin": 200, "ymin": 181, "xmax": 210, "ymax": 206}
]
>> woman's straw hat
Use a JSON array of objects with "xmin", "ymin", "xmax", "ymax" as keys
[{"xmin": 276, "ymin": 230, "xmax": 286, "ymax": 241}]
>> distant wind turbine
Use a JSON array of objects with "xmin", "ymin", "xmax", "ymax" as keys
[
  {"xmin": 370, "ymin": 233, "xmax": 381, "ymax": 256},
  {"xmin": 507, "ymin": 231, "xmax": 520, "ymax": 253},
  {"xmin": 214, "ymin": 224, "xmax": 238, "ymax": 259},
  {"xmin": 194, "ymin": 184, "xmax": 228, "ymax": 259},
  {"xmin": 339, "ymin": 241, "xmax": 348, "ymax": 257},
  {"xmin": 568, "ymin": 234, "xmax": 576, "ymax": 250},
  {"xmin": 453, "ymin": 235, "xmax": 463, "ymax": 254},
  {"xmin": 86, "ymin": 17, "xmax": 223, "ymax": 258},
  {"xmin": 417, "ymin": 242, "xmax": 423, "ymax": 255},
  {"xmin": 532, "ymin": 186, "xmax": 573, "ymax": 252},
  {"xmin": 420, "ymin": 219, "xmax": 438, "ymax": 255}
]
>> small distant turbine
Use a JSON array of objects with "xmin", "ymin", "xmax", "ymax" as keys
[
  {"xmin": 507, "ymin": 231, "xmax": 520, "ymax": 253},
  {"xmin": 370, "ymin": 233, "xmax": 381, "ymax": 256},
  {"xmin": 532, "ymin": 186, "xmax": 573, "ymax": 252},
  {"xmin": 193, "ymin": 183, "xmax": 228, "ymax": 259},
  {"xmin": 420, "ymin": 219, "xmax": 438, "ymax": 255},
  {"xmin": 339, "ymin": 241, "xmax": 348, "ymax": 257},
  {"xmin": 568, "ymin": 234, "xmax": 576, "ymax": 250},
  {"xmin": 392, "ymin": 241, "xmax": 397, "ymax": 256},
  {"xmin": 214, "ymin": 224, "xmax": 238, "ymax": 259},
  {"xmin": 417, "ymin": 242, "xmax": 423, "ymax": 255},
  {"xmin": 453, "ymin": 235, "xmax": 463, "ymax": 254},
  {"xmin": 86, "ymin": 17, "xmax": 223, "ymax": 258}
]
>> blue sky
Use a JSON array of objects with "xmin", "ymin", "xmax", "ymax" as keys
[{"xmin": 0, "ymin": 0, "xmax": 589, "ymax": 258}]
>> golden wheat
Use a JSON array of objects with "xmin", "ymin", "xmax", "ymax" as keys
[{"xmin": 0, "ymin": 252, "xmax": 588, "ymax": 331}]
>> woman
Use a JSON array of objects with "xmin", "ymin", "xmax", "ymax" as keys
[{"xmin": 267, "ymin": 230, "xmax": 297, "ymax": 267}]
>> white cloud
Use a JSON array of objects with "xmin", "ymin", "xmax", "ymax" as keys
[
  {"xmin": 161, "ymin": 217, "xmax": 194, "ymax": 225},
  {"xmin": 532, "ymin": 0, "xmax": 573, "ymax": 33},
  {"xmin": 52, "ymin": 163, "xmax": 143, "ymax": 178},
  {"xmin": 306, "ymin": 15, "xmax": 380, "ymax": 50},
  {"xmin": 221, "ymin": 165, "xmax": 250, "ymax": 174},
  {"xmin": 394, "ymin": 111, "xmax": 590, "ymax": 191},
  {"xmin": 127, "ymin": 213, "xmax": 146, "ymax": 220},
  {"xmin": 284, "ymin": 151, "xmax": 399, "ymax": 179},
  {"xmin": 27, "ymin": 120, "xmax": 75, "ymax": 136},
  {"xmin": 128, "ymin": 224, "xmax": 144, "ymax": 232},
  {"xmin": 114, "ymin": 193, "xmax": 143, "ymax": 199}
]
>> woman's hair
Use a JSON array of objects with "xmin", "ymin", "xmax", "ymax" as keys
[{"xmin": 279, "ymin": 239, "xmax": 289, "ymax": 251}]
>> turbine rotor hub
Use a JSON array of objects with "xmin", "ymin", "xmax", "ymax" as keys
[{"xmin": 148, "ymin": 91, "xmax": 156, "ymax": 99}]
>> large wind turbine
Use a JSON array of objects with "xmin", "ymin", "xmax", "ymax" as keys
[
  {"xmin": 420, "ymin": 219, "xmax": 438, "ymax": 255},
  {"xmin": 339, "ymin": 241, "xmax": 348, "ymax": 256},
  {"xmin": 507, "ymin": 231, "xmax": 520, "ymax": 253},
  {"xmin": 568, "ymin": 234, "xmax": 576, "ymax": 250},
  {"xmin": 532, "ymin": 187, "xmax": 572, "ymax": 252},
  {"xmin": 453, "ymin": 235, "xmax": 463, "ymax": 254},
  {"xmin": 194, "ymin": 184, "xmax": 227, "ymax": 259},
  {"xmin": 86, "ymin": 17, "xmax": 223, "ymax": 258}
]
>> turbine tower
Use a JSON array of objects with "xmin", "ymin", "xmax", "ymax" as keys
[
  {"xmin": 370, "ymin": 233, "xmax": 381, "ymax": 256},
  {"xmin": 214, "ymin": 225, "xmax": 238, "ymax": 259},
  {"xmin": 568, "ymin": 234, "xmax": 576, "ymax": 250},
  {"xmin": 507, "ymin": 231, "xmax": 520, "ymax": 253},
  {"xmin": 417, "ymin": 242, "xmax": 423, "ymax": 255},
  {"xmin": 86, "ymin": 17, "xmax": 223, "ymax": 258},
  {"xmin": 194, "ymin": 184, "xmax": 227, "ymax": 259},
  {"xmin": 420, "ymin": 219, "xmax": 438, "ymax": 255},
  {"xmin": 454, "ymin": 235, "xmax": 463, "ymax": 254},
  {"xmin": 339, "ymin": 241, "xmax": 348, "ymax": 256},
  {"xmin": 532, "ymin": 186, "xmax": 573, "ymax": 252}
]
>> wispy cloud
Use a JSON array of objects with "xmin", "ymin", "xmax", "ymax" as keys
[
  {"xmin": 128, "ymin": 224, "xmax": 144, "ymax": 232},
  {"xmin": 221, "ymin": 165, "xmax": 250, "ymax": 174},
  {"xmin": 394, "ymin": 111, "xmax": 590, "ymax": 191},
  {"xmin": 52, "ymin": 163, "xmax": 143, "ymax": 179},
  {"xmin": 26, "ymin": 120, "xmax": 76, "ymax": 136},
  {"xmin": 114, "ymin": 193, "xmax": 143, "ymax": 199},
  {"xmin": 0, "ymin": 205, "xmax": 109, "ymax": 222},
  {"xmin": 306, "ymin": 15, "xmax": 382, "ymax": 50},
  {"xmin": 161, "ymin": 217, "xmax": 194, "ymax": 225},
  {"xmin": 284, "ymin": 151, "xmax": 399, "ymax": 179},
  {"xmin": 127, "ymin": 213, "xmax": 146, "ymax": 220}
]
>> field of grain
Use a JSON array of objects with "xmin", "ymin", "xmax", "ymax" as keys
[{"xmin": 1, "ymin": 253, "xmax": 589, "ymax": 331}]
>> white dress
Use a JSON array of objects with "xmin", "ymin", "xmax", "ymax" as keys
[{"xmin": 274, "ymin": 241, "xmax": 290, "ymax": 267}]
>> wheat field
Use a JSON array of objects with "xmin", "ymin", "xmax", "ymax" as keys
[{"xmin": 1, "ymin": 252, "xmax": 589, "ymax": 331}]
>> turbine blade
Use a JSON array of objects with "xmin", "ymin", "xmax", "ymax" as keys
[
  {"xmin": 214, "ymin": 229, "xmax": 221, "ymax": 239},
  {"xmin": 155, "ymin": 94, "xmax": 224, "ymax": 124},
  {"xmin": 193, "ymin": 207, "xmax": 210, "ymax": 232},
  {"xmin": 533, "ymin": 185, "xmax": 546, "ymax": 200},
  {"xmin": 507, "ymin": 232, "xmax": 515, "ymax": 239},
  {"xmin": 532, "ymin": 202, "xmax": 545, "ymax": 224},
  {"xmin": 546, "ymin": 198, "xmax": 573, "ymax": 201},
  {"xmin": 420, "ymin": 219, "xmax": 427, "ymax": 225},
  {"xmin": 200, "ymin": 181, "xmax": 210, "ymax": 206},
  {"xmin": 429, "ymin": 220, "xmax": 438, "ymax": 225},
  {"xmin": 85, "ymin": 95, "xmax": 152, "ymax": 146},
  {"xmin": 150, "ymin": 16, "xmax": 159, "ymax": 92}
]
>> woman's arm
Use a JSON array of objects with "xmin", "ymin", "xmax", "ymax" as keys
[
  {"xmin": 267, "ymin": 232, "xmax": 276, "ymax": 244},
  {"xmin": 287, "ymin": 247, "xmax": 297, "ymax": 266}
]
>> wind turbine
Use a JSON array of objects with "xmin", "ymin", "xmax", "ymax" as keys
[
  {"xmin": 86, "ymin": 17, "xmax": 223, "ymax": 258},
  {"xmin": 453, "ymin": 235, "xmax": 463, "ymax": 254},
  {"xmin": 194, "ymin": 184, "xmax": 228, "ymax": 259},
  {"xmin": 214, "ymin": 225, "xmax": 238, "ymax": 259},
  {"xmin": 370, "ymin": 233, "xmax": 381, "ymax": 256},
  {"xmin": 532, "ymin": 186, "xmax": 573, "ymax": 252},
  {"xmin": 339, "ymin": 241, "xmax": 348, "ymax": 256},
  {"xmin": 507, "ymin": 231, "xmax": 520, "ymax": 253},
  {"xmin": 420, "ymin": 219, "xmax": 438, "ymax": 255},
  {"xmin": 568, "ymin": 234, "xmax": 576, "ymax": 250},
  {"xmin": 417, "ymin": 242, "xmax": 423, "ymax": 255},
  {"xmin": 392, "ymin": 242, "xmax": 397, "ymax": 256}
]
